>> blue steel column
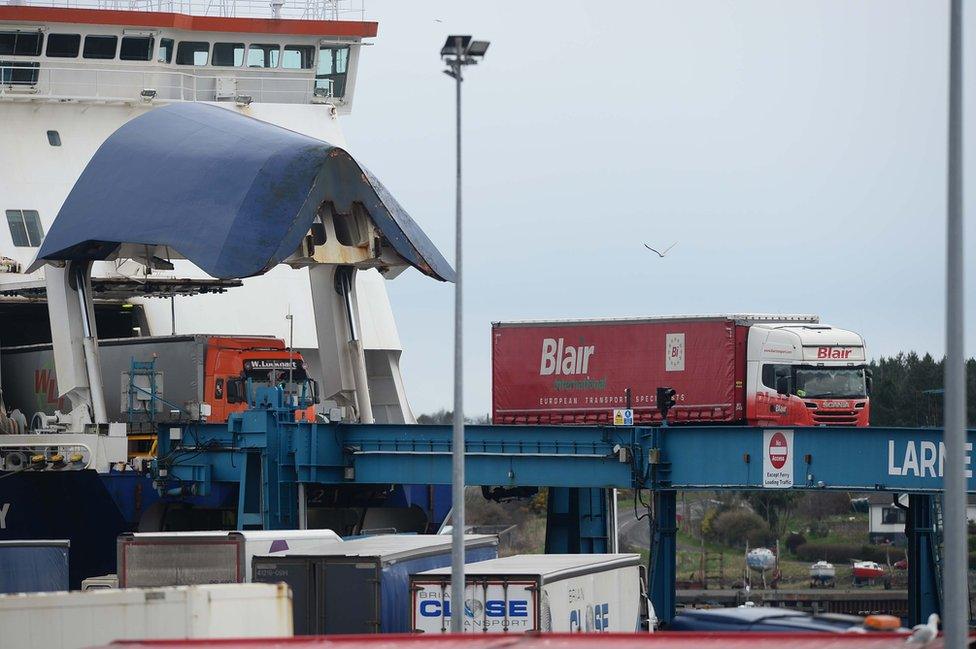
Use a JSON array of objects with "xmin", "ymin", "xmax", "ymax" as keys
[
  {"xmin": 650, "ymin": 490, "xmax": 677, "ymax": 625},
  {"xmin": 544, "ymin": 488, "xmax": 610, "ymax": 553},
  {"xmin": 907, "ymin": 494, "xmax": 940, "ymax": 625}
]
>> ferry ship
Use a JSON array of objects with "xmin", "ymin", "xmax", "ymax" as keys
[{"xmin": 0, "ymin": 0, "xmax": 445, "ymax": 586}]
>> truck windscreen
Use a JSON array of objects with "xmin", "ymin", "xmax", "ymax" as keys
[{"xmin": 794, "ymin": 366, "xmax": 867, "ymax": 399}]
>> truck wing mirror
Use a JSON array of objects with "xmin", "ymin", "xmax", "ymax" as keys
[
  {"xmin": 865, "ymin": 373, "xmax": 873, "ymax": 396},
  {"xmin": 226, "ymin": 378, "xmax": 243, "ymax": 404},
  {"xmin": 311, "ymin": 379, "xmax": 320, "ymax": 405},
  {"xmin": 775, "ymin": 376, "xmax": 790, "ymax": 396}
]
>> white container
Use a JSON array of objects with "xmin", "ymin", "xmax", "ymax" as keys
[
  {"xmin": 118, "ymin": 529, "xmax": 342, "ymax": 586},
  {"xmin": 0, "ymin": 582, "xmax": 292, "ymax": 649},
  {"xmin": 411, "ymin": 554, "xmax": 647, "ymax": 634}
]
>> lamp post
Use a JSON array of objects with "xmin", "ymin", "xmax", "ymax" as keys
[
  {"xmin": 943, "ymin": 2, "xmax": 966, "ymax": 646},
  {"xmin": 441, "ymin": 34, "xmax": 489, "ymax": 634}
]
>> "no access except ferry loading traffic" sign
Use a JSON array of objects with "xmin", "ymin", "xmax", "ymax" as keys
[{"xmin": 763, "ymin": 430, "xmax": 793, "ymax": 488}]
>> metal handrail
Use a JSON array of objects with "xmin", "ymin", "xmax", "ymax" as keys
[{"xmin": 0, "ymin": 63, "xmax": 325, "ymax": 103}]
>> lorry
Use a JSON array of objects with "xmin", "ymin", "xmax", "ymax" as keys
[
  {"xmin": 410, "ymin": 553, "xmax": 647, "ymax": 633},
  {"xmin": 492, "ymin": 314, "xmax": 871, "ymax": 427},
  {"xmin": 0, "ymin": 582, "xmax": 292, "ymax": 648},
  {"xmin": 0, "ymin": 334, "xmax": 318, "ymax": 427},
  {"xmin": 117, "ymin": 529, "xmax": 342, "ymax": 587},
  {"xmin": 251, "ymin": 533, "xmax": 498, "ymax": 635},
  {"xmin": 0, "ymin": 540, "xmax": 69, "ymax": 594}
]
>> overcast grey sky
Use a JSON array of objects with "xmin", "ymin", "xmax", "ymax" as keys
[{"xmin": 343, "ymin": 1, "xmax": 975, "ymax": 417}]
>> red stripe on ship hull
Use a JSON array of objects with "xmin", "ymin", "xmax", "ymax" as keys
[{"xmin": 0, "ymin": 6, "xmax": 377, "ymax": 37}]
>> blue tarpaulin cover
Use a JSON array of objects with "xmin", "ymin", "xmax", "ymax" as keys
[{"xmin": 29, "ymin": 103, "xmax": 453, "ymax": 282}]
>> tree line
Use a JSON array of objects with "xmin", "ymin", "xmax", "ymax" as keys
[{"xmin": 868, "ymin": 353, "xmax": 976, "ymax": 427}]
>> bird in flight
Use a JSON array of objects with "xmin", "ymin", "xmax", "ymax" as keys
[{"xmin": 643, "ymin": 242, "xmax": 677, "ymax": 257}]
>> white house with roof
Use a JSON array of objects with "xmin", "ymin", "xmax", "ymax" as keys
[{"xmin": 867, "ymin": 493, "xmax": 976, "ymax": 545}]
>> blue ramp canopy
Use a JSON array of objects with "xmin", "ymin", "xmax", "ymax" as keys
[{"xmin": 29, "ymin": 103, "xmax": 453, "ymax": 282}]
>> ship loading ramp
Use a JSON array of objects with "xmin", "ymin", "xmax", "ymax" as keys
[{"xmin": 151, "ymin": 382, "xmax": 975, "ymax": 629}]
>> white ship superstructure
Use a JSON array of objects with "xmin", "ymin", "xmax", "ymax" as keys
[{"xmin": 0, "ymin": 0, "xmax": 416, "ymax": 422}]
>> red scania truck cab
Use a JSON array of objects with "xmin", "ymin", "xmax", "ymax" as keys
[{"xmin": 491, "ymin": 314, "xmax": 870, "ymax": 427}]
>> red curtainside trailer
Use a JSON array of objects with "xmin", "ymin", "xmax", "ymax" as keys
[{"xmin": 492, "ymin": 317, "xmax": 745, "ymax": 425}]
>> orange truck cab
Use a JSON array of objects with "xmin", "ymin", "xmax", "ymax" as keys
[{"xmin": 203, "ymin": 336, "xmax": 318, "ymax": 423}]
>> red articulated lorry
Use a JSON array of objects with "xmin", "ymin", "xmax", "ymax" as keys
[{"xmin": 492, "ymin": 314, "xmax": 870, "ymax": 427}]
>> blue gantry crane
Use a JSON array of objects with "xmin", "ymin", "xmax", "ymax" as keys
[{"xmin": 153, "ymin": 385, "xmax": 974, "ymax": 626}]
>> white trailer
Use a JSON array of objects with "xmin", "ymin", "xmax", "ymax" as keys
[
  {"xmin": 118, "ymin": 529, "xmax": 342, "ymax": 586},
  {"xmin": 410, "ymin": 554, "xmax": 649, "ymax": 634},
  {"xmin": 0, "ymin": 582, "xmax": 292, "ymax": 649}
]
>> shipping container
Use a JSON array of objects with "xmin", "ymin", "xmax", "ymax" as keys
[
  {"xmin": 0, "ymin": 582, "xmax": 292, "ymax": 649},
  {"xmin": 411, "ymin": 554, "xmax": 645, "ymax": 634},
  {"xmin": 492, "ymin": 315, "xmax": 870, "ymax": 427},
  {"xmin": 252, "ymin": 534, "xmax": 498, "ymax": 634},
  {"xmin": 117, "ymin": 529, "xmax": 342, "ymax": 587},
  {"xmin": 0, "ymin": 540, "xmax": 69, "ymax": 594}
]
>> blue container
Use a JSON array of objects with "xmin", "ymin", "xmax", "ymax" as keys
[
  {"xmin": 0, "ymin": 540, "xmax": 69, "ymax": 594},
  {"xmin": 252, "ymin": 534, "xmax": 497, "ymax": 634}
]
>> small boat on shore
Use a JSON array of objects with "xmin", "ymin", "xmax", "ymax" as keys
[
  {"xmin": 809, "ymin": 560, "xmax": 836, "ymax": 588},
  {"xmin": 746, "ymin": 548, "xmax": 777, "ymax": 573},
  {"xmin": 852, "ymin": 560, "xmax": 885, "ymax": 581}
]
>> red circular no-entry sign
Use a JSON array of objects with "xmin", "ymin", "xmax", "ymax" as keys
[{"xmin": 768, "ymin": 431, "xmax": 789, "ymax": 470}]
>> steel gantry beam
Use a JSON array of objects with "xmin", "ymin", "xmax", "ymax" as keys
[{"xmin": 155, "ymin": 389, "xmax": 976, "ymax": 626}]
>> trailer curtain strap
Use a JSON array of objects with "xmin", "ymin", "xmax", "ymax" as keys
[{"xmin": 28, "ymin": 103, "xmax": 454, "ymax": 282}]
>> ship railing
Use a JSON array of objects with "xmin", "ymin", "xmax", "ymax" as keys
[
  {"xmin": 3, "ymin": 0, "xmax": 365, "ymax": 20},
  {"xmin": 0, "ymin": 63, "xmax": 325, "ymax": 104}
]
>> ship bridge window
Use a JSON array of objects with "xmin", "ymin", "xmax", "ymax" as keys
[
  {"xmin": 246, "ymin": 44, "xmax": 279, "ymax": 68},
  {"xmin": 212, "ymin": 42, "xmax": 244, "ymax": 67},
  {"xmin": 0, "ymin": 31, "xmax": 43, "ymax": 56},
  {"xmin": 6, "ymin": 210, "xmax": 43, "ymax": 247},
  {"xmin": 46, "ymin": 33, "xmax": 81, "ymax": 58},
  {"xmin": 316, "ymin": 46, "xmax": 349, "ymax": 96},
  {"xmin": 282, "ymin": 45, "xmax": 314, "ymax": 69},
  {"xmin": 84, "ymin": 35, "xmax": 118, "ymax": 60},
  {"xmin": 158, "ymin": 38, "xmax": 174, "ymax": 63},
  {"xmin": 176, "ymin": 41, "xmax": 209, "ymax": 66},
  {"xmin": 120, "ymin": 36, "xmax": 154, "ymax": 61}
]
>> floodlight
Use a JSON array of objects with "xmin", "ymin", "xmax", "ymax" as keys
[
  {"xmin": 440, "ymin": 35, "xmax": 471, "ymax": 57},
  {"xmin": 467, "ymin": 40, "xmax": 490, "ymax": 57}
]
